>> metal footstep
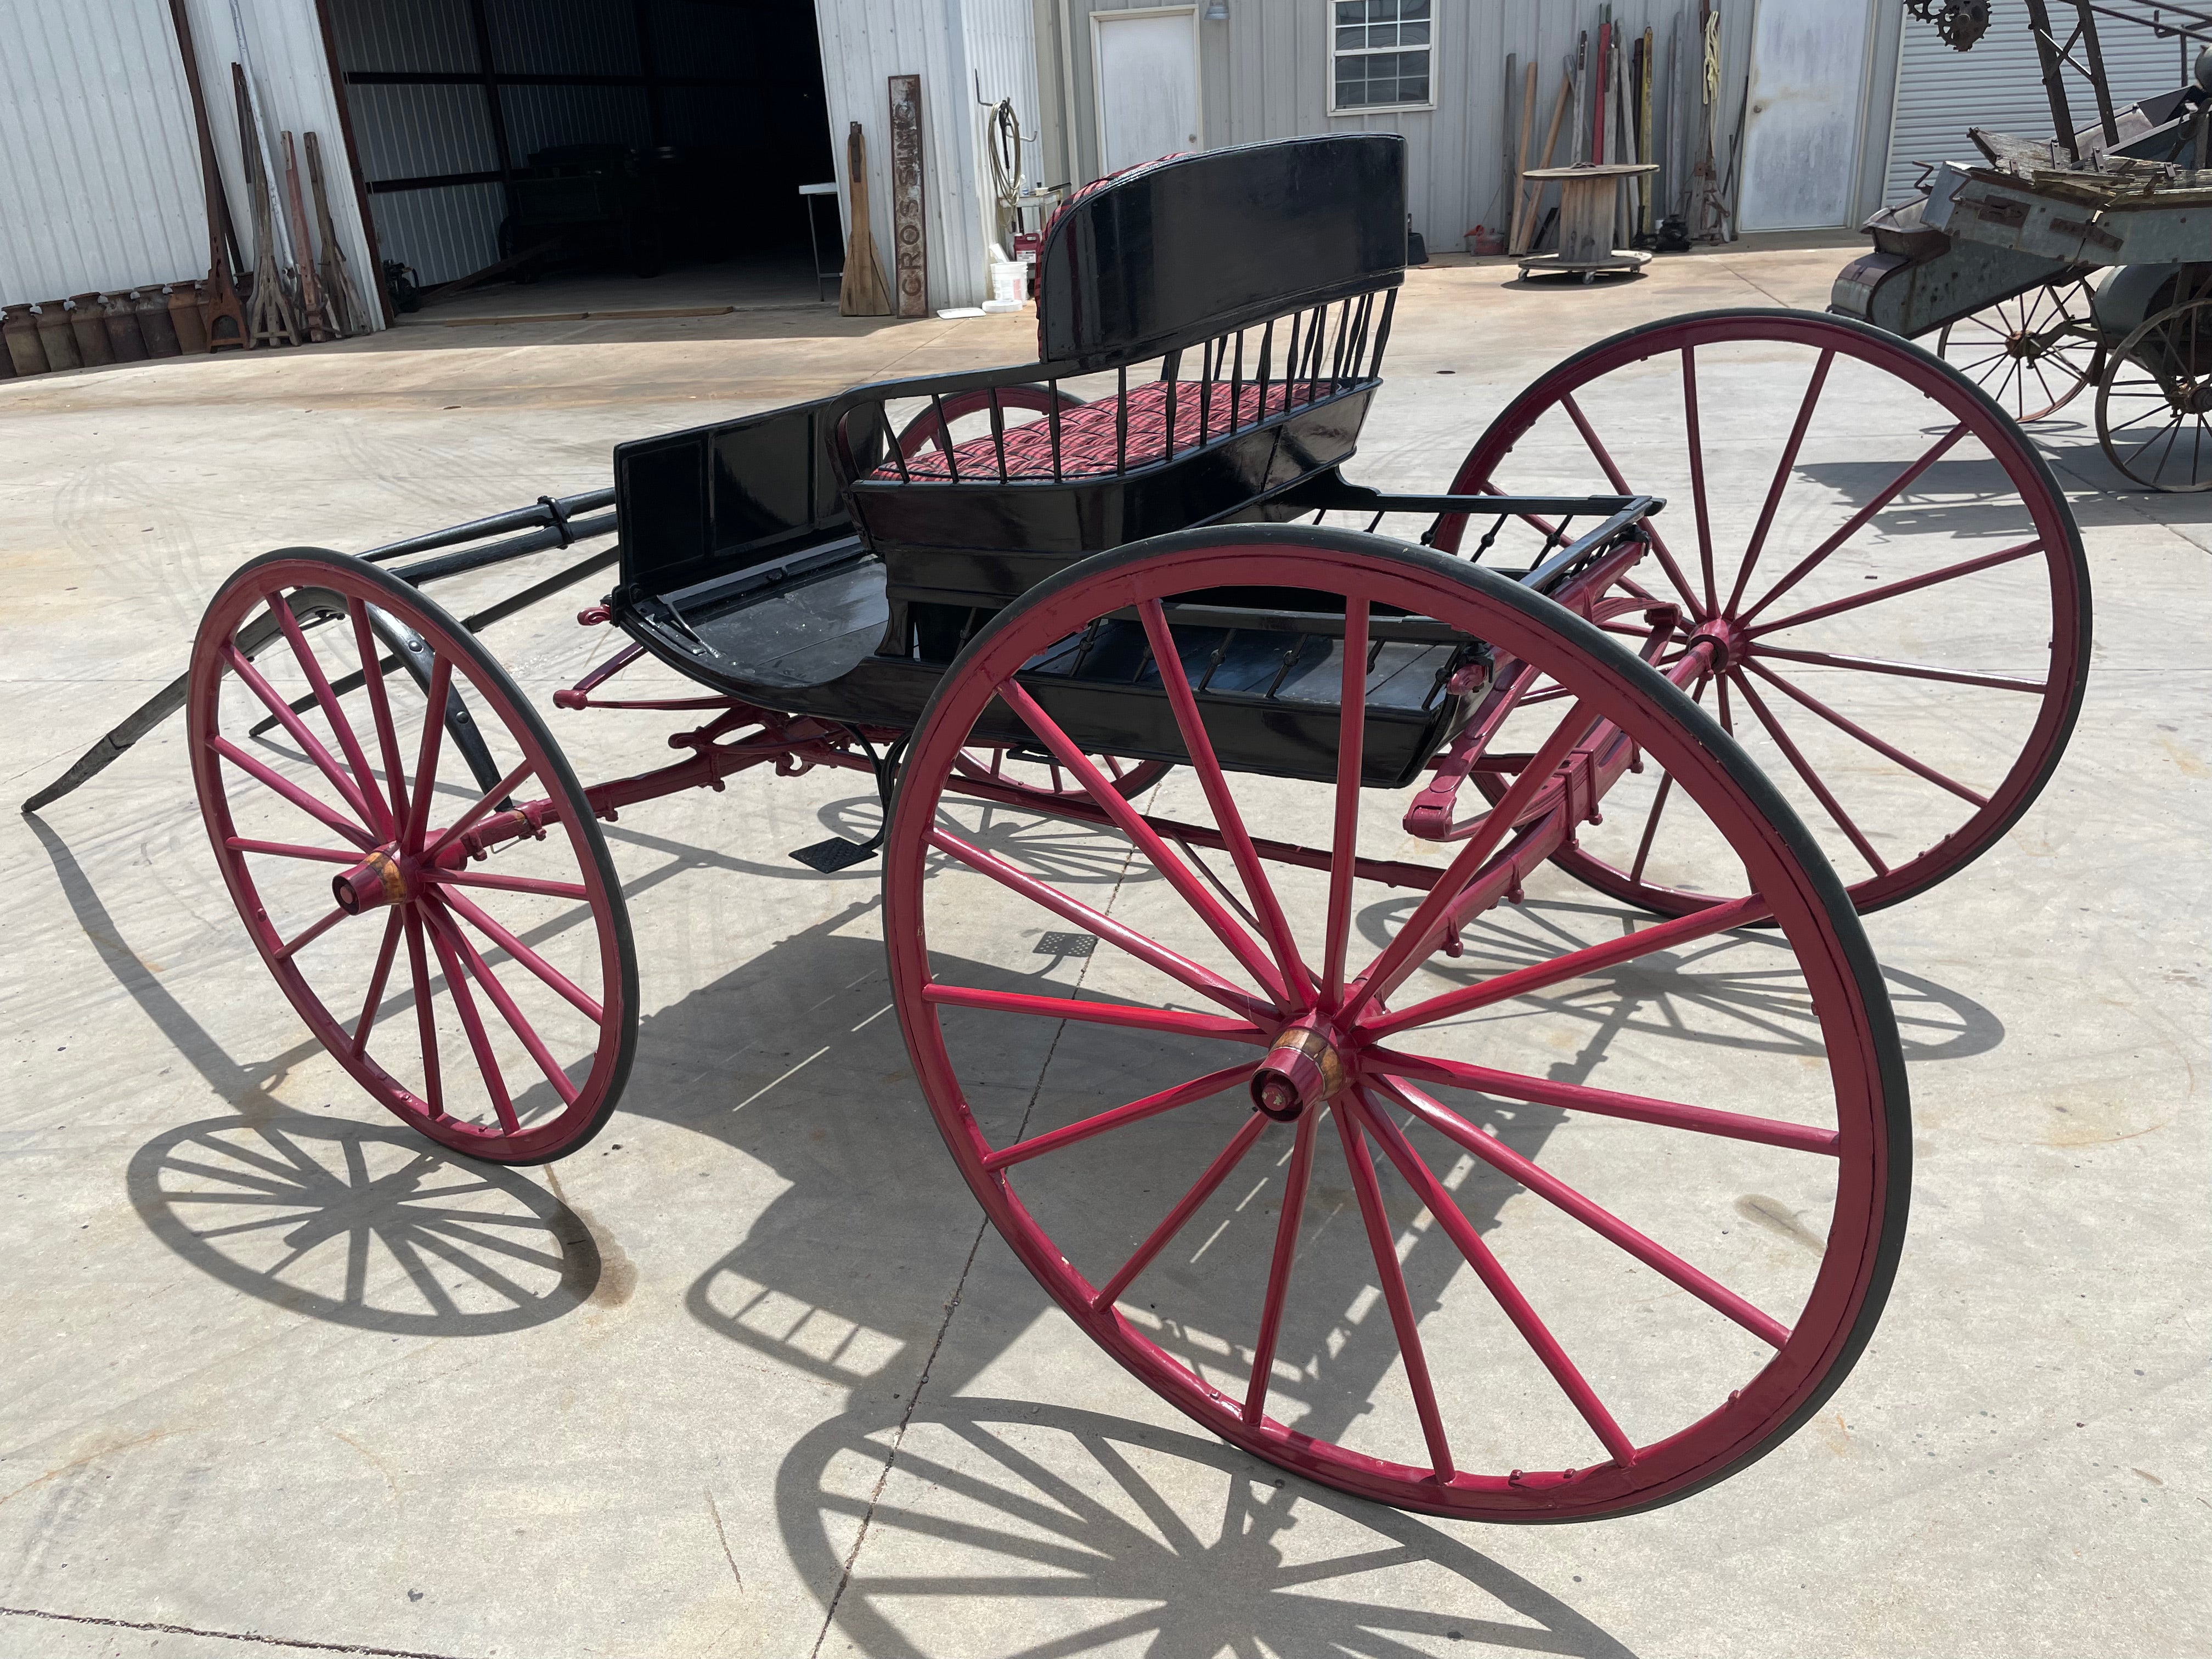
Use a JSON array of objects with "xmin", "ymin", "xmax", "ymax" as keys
[{"xmin": 788, "ymin": 837, "xmax": 879, "ymax": 872}]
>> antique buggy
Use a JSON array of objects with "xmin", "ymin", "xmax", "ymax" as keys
[{"xmin": 31, "ymin": 137, "xmax": 2090, "ymax": 1522}]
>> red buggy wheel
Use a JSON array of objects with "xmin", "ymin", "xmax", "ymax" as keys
[
  {"xmin": 885, "ymin": 527, "xmax": 1909, "ymax": 1520},
  {"xmin": 1442, "ymin": 308, "xmax": 2089, "ymax": 917},
  {"xmin": 189, "ymin": 549, "xmax": 636, "ymax": 1164}
]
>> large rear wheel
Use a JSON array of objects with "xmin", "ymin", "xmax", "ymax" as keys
[
  {"xmin": 885, "ymin": 527, "xmax": 1909, "ymax": 1520},
  {"xmin": 1442, "ymin": 308, "xmax": 2089, "ymax": 917}
]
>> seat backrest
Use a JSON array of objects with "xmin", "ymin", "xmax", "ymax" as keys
[{"xmin": 1035, "ymin": 134, "xmax": 1407, "ymax": 373}]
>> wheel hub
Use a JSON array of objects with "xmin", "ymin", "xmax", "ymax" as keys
[
  {"xmin": 1684, "ymin": 614, "xmax": 1751, "ymax": 673},
  {"xmin": 332, "ymin": 846, "xmax": 414, "ymax": 915},
  {"xmin": 1250, "ymin": 1014, "xmax": 1348, "ymax": 1121}
]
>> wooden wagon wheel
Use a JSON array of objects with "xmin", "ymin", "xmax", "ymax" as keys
[
  {"xmin": 885, "ymin": 528, "xmax": 1908, "ymax": 1521},
  {"xmin": 1442, "ymin": 308, "xmax": 2090, "ymax": 918},
  {"xmin": 2096, "ymin": 295, "xmax": 2212, "ymax": 492},
  {"xmin": 1936, "ymin": 278, "xmax": 2102, "ymax": 423},
  {"xmin": 190, "ymin": 549, "xmax": 637, "ymax": 1164}
]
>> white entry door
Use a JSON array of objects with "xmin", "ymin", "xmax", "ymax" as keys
[
  {"xmin": 1738, "ymin": 0, "xmax": 1874, "ymax": 230},
  {"xmin": 1092, "ymin": 7, "xmax": 1200, "ymax": 177}
]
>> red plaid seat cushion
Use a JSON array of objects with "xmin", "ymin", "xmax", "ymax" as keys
[{"xmin": 877, "ymin": 379, "xmax": 1327, "ymax": 483}]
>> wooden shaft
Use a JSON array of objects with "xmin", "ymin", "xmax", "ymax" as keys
[{"xmin": 1513, "ymin": 72, "xmax": 1572, "ymax": 255}]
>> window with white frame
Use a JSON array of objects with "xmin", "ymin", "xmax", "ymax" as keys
[{"xmin": 1330, "ymin": 0, "xmax": 1432, "ymax": 112}]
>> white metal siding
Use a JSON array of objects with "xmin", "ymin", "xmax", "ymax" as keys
[
  {"xmin": 1047, "ymin": 0, "xmax": 1754, "ymax": 247},
  {"xmin": 812, "ymin": 0, "xmax": 1034, "ymax": 309},
  {"xmin": 1, "ymin": 0, "xmax": 382, "ymax": 326},
  {"xmin": 1884, "ymin": 3, "xmax": 2196, "ymax": 201},
  {"xmin": 0, "ymin": 0, "xmax": 207, "ymax": 306},
  {"xmin": 965, "ymin": 0, "xmax": 1046, "ymax": 266}
]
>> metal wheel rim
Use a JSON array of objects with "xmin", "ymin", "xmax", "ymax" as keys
[
  {"xmin": 2097, "ymin": 296, "xmax": 2212, "ymax": 493},
  {"xmin": 1936, "ymin": 279, "xmax": 2100, "ymax": 422}
]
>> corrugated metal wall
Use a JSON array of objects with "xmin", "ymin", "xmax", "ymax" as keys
[
  {"xmin": 0, "ymin": 0, "xmax": 207, "ymax": 306},
  {"xmin": 964, "ymin": 0, "xmax": 1046, "ymax": 266},
  {"xmin": 1883, "ymin": 3, "xmax": 2194, "ymax": 202},
  {"xmin": 1039, "ymin": 0, "xmax": 1758, "ymax": 247},
  {"xmin": 1, "ymin": 0, "xmax": 380, "ymax": 325},
  {"xmin": 813, "ymin": 0, "xmax": 1037, "ymax": 310}
]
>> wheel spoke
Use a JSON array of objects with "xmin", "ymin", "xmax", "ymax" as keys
[
  {"xmin": 1138, "ymin": 600, "xmax": 1316, "ymax": 1003},
  {"xmin": 1344, "ymin": 698, "xmax": 1601, "ymax": 1020},
  {"xmin": 1558, "ymin": 391, "xmax": 1702, "ymax": 611},
  {"xmin": 422, "ymin": 757, "xmax": 538, "ymax": 862},
  {"xmin": 1747, "ymin": 537, "xmax": 2042, "ymax": 637},
  {"xmin": 1088, "ymin": 1113, "xmax": 1270, "ymax": 1311},
  {"xmin": 1750, "ymin": 643, "xmax": 2046, "ymax": 695},
  {"xmin": 1323, "ymin": 598, "xmax": 1370, "ymax": 1001},
  {"xmin": 424, "ymin": 867, "xmax": 589, "ymax": 900},
  {"xmin": 353, "ymin": 910, "xmax": 404, "ymax": 1051},
  {"xmin": 1364, "ymin": 890, "xmax": 1770, "ymax": 1037},
  {"xmin": 401, "ymin": 657, "xmax": 453, "ymax": 853},
  {"xmin": 1368, "ymin": 1044, "xmax": 1839, "ymax": 1155},
  {"xmin": 221, "ymin": 641, "xmax": 383, "ymax": 831},
  {"xmin": 1627, "ymin": 770, "xmax": 1675, "ymax": 884},
  {"xmin": 1370, "ymin": 1076, "xmax": 1790, "ymax": 1347},
  {"xmin": 422, "ymin": 895, "xmax": 580, "ymax": 1106},
  {"xmin": 421, "ymin": 900, "xmax": 519, "ymax": 1133},
  {"xmin": 402, "ymin": 908, "xmax": 444, "ymax": 1119},
  {"xmin": 998, "ymin": 681, "xmax": 1286, "ymax": 1002},
  {"xmin": 273, "ymin": 905, "xmax": 348, "ymax": 961},
  {"xmin": 211, "ymin": 736, "xmax": 375, "ymax": 849},
  {"xmin": 225, "ymin": 836, "xmax": 361, "ymax": 866},
  {"xmin": 433, "ymin": 884, "xmax": 605, "ymax": 1022},
  {"xmin": 1349, "ymin": 1090, "xmax": 1632, "ymax": 1467},
  {"xmin": 1681, "ymin": 346, "xmax": 1718, "ymax": 615},
  {"xmin": 922, "ymin": 983, "xmax": 1267, "ymax": 1045},
  {"xmin": 1242, "ymin": 1108, "xmax": 1319, "ymax": 1425},
  {"xmin": 1742, "ymin": 661, "xmax": 1988, "ymax": 806},
  {"xmin": 351, "ymin": 600, "xmax": 411, "ymax": 828},
  {"xmin": 930, "ymin": 826, "xmax": 1270, "ymax": 1020},
  {"xmin": 981, "ymin": 1062, "xmax": 1260, "ymax": 1171},
  {"xmin": 1730, "ymin": 670, "xmax": 1891, "ymax": 876},
  {"xmin": 268, "ymin": 592, "xmax": 392, "ymax": 836},
  {"xmin": 1333, "ymin": 1097, "xmax": 1455, "ymax": 1479},
  {"xmin": 1737, "ymin": 423, "xmax": 1971, "ymax": 627},
  {"xmin": 1727, "ymin": 348, "xmax": 1833, "ymax": 613}
]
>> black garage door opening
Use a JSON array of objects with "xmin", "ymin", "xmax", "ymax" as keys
[{"xmin": 328, "ymin": 0, "xmax": 836, "ymax": 309}]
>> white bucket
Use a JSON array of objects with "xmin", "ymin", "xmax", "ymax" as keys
[{"xmin": 988, "ymin": 261, "xmax": 1027, "ymax": 301}]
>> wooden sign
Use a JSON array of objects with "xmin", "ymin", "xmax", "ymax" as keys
[{"xmin": 888, "ymin": 74, "xmax": 927, "ymax": 318}]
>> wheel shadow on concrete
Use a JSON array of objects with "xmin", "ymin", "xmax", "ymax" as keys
[
  {"xmin": 49, "ymin": 793, "xmax": 1985, "ymax": 1656},
  {"xmin": 775, "ymin": 1396, "xmax": 1645, "ymax": 1659}
]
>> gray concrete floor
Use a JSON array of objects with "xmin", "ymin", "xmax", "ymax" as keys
[{"xmin": 2, "ymin": 243, "xmax": 2205, "ymax": 1659}]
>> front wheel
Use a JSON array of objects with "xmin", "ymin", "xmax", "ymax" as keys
[
  {"xmin": 189, "ymin": 549, "xmax": 637, "ymax": 1163},
  {"xmin": 885, "ymin": 527, "xmax": 1909, "ymax": 1521}
]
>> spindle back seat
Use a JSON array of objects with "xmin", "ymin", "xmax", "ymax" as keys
[{"xmin": 828, "ymin": 135, "xmax": 1409, "ymax": 645}]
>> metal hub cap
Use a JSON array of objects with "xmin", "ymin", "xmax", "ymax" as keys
[
  {"xmin": 331, "ymin": 845, "xmax": 414, "ymax": 915},
  {"xmin": 1250, "ymin": 1015, "xmax": 1349, "ymax": 1121}
]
